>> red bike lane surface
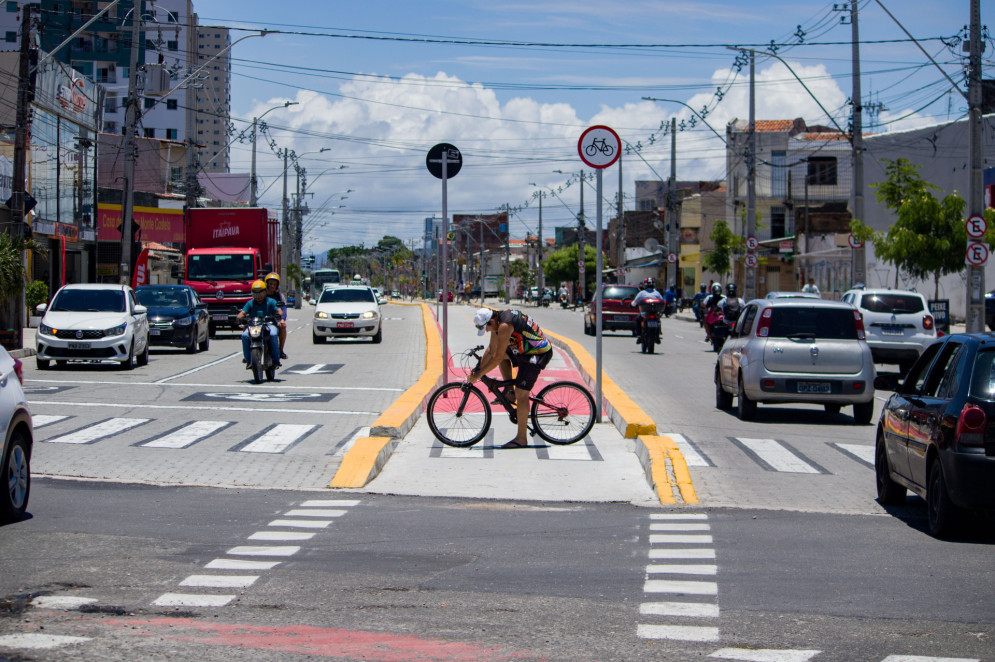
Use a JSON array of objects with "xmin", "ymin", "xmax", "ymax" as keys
[{"xmin": 94, "ymin": 616, "xmax": 552, "ymax": 661}]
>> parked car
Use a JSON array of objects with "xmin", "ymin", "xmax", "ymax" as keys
[
  {"xmin": 36, "ymin": 284, "xmax": 150, "ymax": 370},
  {"xmin": 715, "ymin": 298, "xmax": 876, "ymax": 423},
  {"xmin": 135, "ymin": 285, "xmax": 210, "ymax": 353},
  {"xmin": 842, "ymin": 288, "xmax": 937, "ymax": 374},
  {"xmin": 765, "ymin": 291, "xmax": 820, "ymax": 299},
  {"xmin": 874, "ymin": 333, "xmax": 995, "ymax": 537},
  {"xmin": 313, "ymin": 285, "xmax": 382, "ymax": 344},
  {"xmin": 584, "ymin": 284, "xmax": 641, "ymax": 336},
  {"xmin": 984, "ymin": 289, "xmax": 995, "ymax": 330},
  {"xmin": 0, "ymin": 348, "xmax": 31, "ymax": 521}
]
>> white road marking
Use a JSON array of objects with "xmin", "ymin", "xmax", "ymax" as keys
[
  {"xmin": 226, "ymin": 545, "xmax": 300, "ymax": 557},
  {"xmin": 44, "ymin": 418, "xmax": 149, "ymax": 444},
  {"xmin": 269, "ymin": 519, "xmax": 332, "ymax": 528},
  {"xmin": 31, "ymin": 415, "xmax": 68, "ymax": 428},
  {"xmin": 27, "ymin": 378, "xmax": 403, "ymax": 392},
  {"xmin": 154, "ymin": 352, "xmax": 242, "ymax": 383},
  {"xmin": 835, "ymin": 443, "xmax": 875, "ymax": 465},
  {"xmin": 649, "ymin": 534, "xmax": 713, "ymax": 544},
  {"xmin": 141, "ymin": 420, "xmax": 231, "ymax": 449},
  {"xmin": 152, "ymin": 593, "xmax": 235, "ymax": 607},
  {"xmin": 640, "ymin": 602, "xmax": 719, "ymax": 617},
  {"xmin": 659, "ymin": 433, "xmax": 710, "ymax": 467},
  {"xmin": 544, "ymin": 443, "xmax": 594, "ymax": 460},
  {"xmin": 30, "ymin": 596, "xmax": 97, "ymax": 610},
  {"xmin": 299, "ymin": 499, "xmax": 360, "ymax": 507},
  {"xmin": 239, "ymin": 424, "xmax": 316, "ymax": 453},
  {"xmin": 879, "ymin": 658, "xmax": 981, "ymax": 662},
  {"xmin": 439, "ymin": 444, "xmax": 487, "ymax": 459},
  {"xmin": 284, "ymin": 509, "xmax": 347, "ymax": 518},
  {"xmin": 708, "ymin": 649, "xmax": 824, "ymax": 662},
  {"xmin": 205, "ymin": 559, "xmax": 280, "ymax": 571},
  {"xmin": 649, "ymin": 548, "xmax": 716, "ymax": 559},
  {"xmin": 646, "ymin": 564, "xmax": 717, "ymax": 575},
  {"xmin": 736, "ymin": 437, "xmax": 821, "ymax": 474},
  {"xmin": 0, "ymin": 634, "xmax": 91, "ymax": 649},
  {"xmin": 643, "ymin": 579, "xmax": 718, "ymax": 595},
  {"xmin": 29, "ymin": 401, "xmax": 380, "ymax": 416},
  {"xmin": 287, "ymin": 364, "xmax": 334, "ymax": 375},
  {"xmin": 247, "ymin": 531, "xmax": 315, "ymax": 541},
  {"xmin": 650, "ymin": 523, "xmax": 711, "ymax": 531},
  {"xmin": 180, "ymin": 575, "xmax": 258, "ymax": 588},
  {"xmin": 636, "ymin": 624, "xmax": 719, "ymax": 641},
  {"xmin": 650, "ymin": 513, "xmax": 708, "ymax": 520}
]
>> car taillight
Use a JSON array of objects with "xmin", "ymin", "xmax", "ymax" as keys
[
  {"xmin": 923, "ymin": 314, "xmax": 934, "ymax": 331},
  {"xmin": 854, "ymin": 310, "xmax": 866, "ymax": 340},
  {"xmin": 12, "ymin": 357, "xmax": 22, "ymax": 386},
  {"xmin": 954, "ymin": 403, "xmax": 987, "ymax": 447},
  {"xmin": 756, "ymin": 308, "xmax": 773, "ymax": 337}
]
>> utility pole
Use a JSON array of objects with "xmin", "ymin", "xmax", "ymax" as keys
[
  {"xmin": 578, "ymin": 171, "xmax": 586, "ymax": 303},
  {"xmin": 11, "ymin": 4, "xmax": 33, "ymax": 348},
  {"xmin": 479, "ymin": 217, "xmax": 485, "ymax": 306},
  {"xmin": 667, "ymin": 117, "xmax": 677, "ymax": 288},
  {"xmin": 850, "ymin": 1, "xmax": 866, "ymax": 288},
  {"xmin": 280, "ymin": 149, "xmax": 290, "ymax": 286},
  {"xmin": 119, "ymin": 1, "xmax": 143, "ymax": 285},
  {"xmin": 503, "ymin": 209, "xmax": 511, "ymax": 304},
  {"xmin": 249, "ymin": 116, "xmax": 259, "ymax": 206},
  {"xmin": 745, "ymin": 50, "xmax": 758, "ymax": 300},
  {"xmin": 537, "ymin": 193, "xmax": 544, "ymax": 296},
  {"xmin": 966, "ymin": 0, "xmax": 984, "ymax": 332}
]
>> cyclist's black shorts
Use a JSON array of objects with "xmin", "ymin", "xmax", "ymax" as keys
[{"xmin": 506, "ymin": 349, "xmax": 552, "ymax": 391}]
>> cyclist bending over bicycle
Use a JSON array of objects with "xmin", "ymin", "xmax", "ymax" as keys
[{"xmin": 468, "ymin": 308, "xmax": 553, "ymax": 448}]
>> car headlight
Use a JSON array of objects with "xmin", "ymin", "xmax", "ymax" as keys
[
  {"xmin": 39, "ymin": 323, "xmax": 55, "ymax": 336},
  {"xmin": 173, "ymin": 316, "xmax": 194, "ymax": 327},
  {"xmin": 361, "ymin": 310, "xmax": 378, "ymax": 319},
  {"xmin": 106, "ymin": 323, "xmax": 127, "ymax": 336},
  {"xmin": 315, "ymin": 312, "xmax": 328, "ymax": 319}
]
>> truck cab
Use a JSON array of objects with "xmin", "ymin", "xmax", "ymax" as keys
[{"xmin": 185, "ymin": 247, "xmax": 265, "ymax": 335}]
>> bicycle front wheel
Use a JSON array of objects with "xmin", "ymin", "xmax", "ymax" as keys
[
  {"xmin": 530, "ymin": 381, "xmax": 596, "ymax": 444},
  {"xmin": 426, "ymin": 383, "xmax": 491, "ymax": 447}
]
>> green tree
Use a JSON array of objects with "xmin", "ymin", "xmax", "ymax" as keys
[
  {"xmin": 702, "ymin": 220, "xmax": 744, "ymax": 279},
  {"xmin": 0, "ymin": 234, "xmax": 45, "ymax": 305},
  {"xmin": 508, "ymin": 258, "xmax": 535, "ymax": 290},
  {"xmin": 285, "ymin": 263, "xmax": 304, "ymax": 290},
  {"xmin": 850, "ymin": 158, "xmax": 985, "ymax": 299},
  {"xmin": 542, "ymin": 244, "xmax": 597, "ymax": 297}
]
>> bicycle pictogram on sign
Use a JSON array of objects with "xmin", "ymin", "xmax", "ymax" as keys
[{"xmin": 578, "ymin": 125, "xmax": 621, "ymax": 169}]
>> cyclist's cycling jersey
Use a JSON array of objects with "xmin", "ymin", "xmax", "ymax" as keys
[{"xmin": 495, "ymin": 309, "xmax": 551, "ymax": 357}]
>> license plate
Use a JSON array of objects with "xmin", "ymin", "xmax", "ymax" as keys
[
  {"xmin": 881, "ymin": 327, "xmax": 904, "ymax": 336},
  {"xmin": 647, "ymin": 320, "xmax": 660, "ymax": 328},
  {"xmin": 67, "ymin": 342, "xmax": 91, "ymax": 350},
  {"xmin": 211, "ymin": 314, "xmax": 228, "ymax": 321},
  {"xmin": 149, "ymin": 329, "xmax": 161, "ymax": 336},
  {"xmin": 613, "ymin": 315, "xmax": 629, "ymax": 321},
  {"xmin": 797, "ymin": 382, "xmax": 831, "ymax": 394},
  {"xmin": 337, "ymin": 321, "xmax": 355, "ymax": 328}
]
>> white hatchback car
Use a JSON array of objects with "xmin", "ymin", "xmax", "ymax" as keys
[
  {"xmin": 715, "ymin": 298, "xmax": 877, "ymax": 423},
  {"xmin": 842, "ymin": 288, "xmax": 937, "ymax": 373},
  {"xmin": 0, "ymin": 347, "xmax": 32, "ymax": 521},
  {"xmin": 36, "ymin": 284, "xmax": 150, "ymax": 370},
  {"xmin": 312, "ymin": 285, "xmax": 382, "ymax": 343}
]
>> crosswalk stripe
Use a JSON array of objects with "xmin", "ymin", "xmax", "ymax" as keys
[
  {"xmin": 637, "ymin": 624, "xmax": 719, "ymax": 642},
  {"xmin": 649, "ymin": 548, "xmax": 715, "ymax": 559},
  {"xmin": 299, "ymin": 500, "xmax": 360, "ymax": 507},
  {"xmin": 44, "ymin": 417, "xmax": 150, "ymax": 445},
  {"xmin": 226, "ymin": 545, "xmax": 300, "ymax": 557},
  {"xmin": 543, "ymin": 443, "xmax": 595, "ymax": 461},
  {"xmin": 646, "ymin": 564, "xmax": 717, "ymax": 575},
  {"xmin": 30, "ymin": 596, "xmax": 98, "ymax": 610},
  {"xmin": 179, "ymin": 575, "xmax": 258, "ymax": 588},
  {"xmin": 284, "ymin": 509, "xmax": 347, "ymax": 518},
  {"xmin": 834, "ymin": 443, "xmax": 875, "ymax": 466},
  {"xmin": 879, "ymin": 657, "xmax": 981, "ymax": 662},
  {"xmin": 140, "ymin": 420, "xmax": 232, "ymax": 449},
  {"xmin": 31, "ymin": 415, "xmax": 69, "ymax": 429},
  {"xmin": 236, "ymin": 423, "xmax": 317, "ymax": 453},
  {"xmin": 0, "ymin": 633, "xmax": 91, "ymax": 649},
  {"xmin": 650, "ymin": 513, "xmax": 708, "ymax": 520},
  {"xmin": 650, "ymin": 534, "xmax": 713, "ymax": 544},
  {"xmin": 643, "ymin": 579, "xmax": 718, "ymax": 595},
  {"xmin": 640, "ymin": 602, "xmax": 719, "ymax": 617},
  {"xmin": 650, "ymin": 523, "xmax": 710, "ymax": 531},
  {"xmin": 660, "ymin": 433, "xmax": 711, "ymax": 467},
  {"xmin": 268, "ymin": 519, "xmax": 332, "ymax": 529},
  {"xmin": 439, "ymin": 443, "xmax": 488, "ymax": 459},
  {"xmin": 152, "ymin": 593, "xmax": 234, "ymax": 607},
  {"xmin": 204, "ymin": 559, "xmax": 280, "ymax": 571},
  {"xmin": 735, "ymin": 438, "xmax": 822, "ymax": 474},
  {"xmin": 248, "ymin": 531, "xmax": 315, "ymax": 541},
  {"xmin": 708, "ymin": 649, "xmax": 822, "ymax": 662}
]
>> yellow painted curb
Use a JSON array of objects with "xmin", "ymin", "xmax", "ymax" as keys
[
  {"xmin": 330, "ymin": 437, "xmax": 393, "ymax": 488},
  {"xmin": 635, "ymin": 435, "xmax": 700, "ymax": 505}
]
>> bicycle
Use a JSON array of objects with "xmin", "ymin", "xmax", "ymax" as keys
[
  {"xmin": 584, "ymin": 138, "xmax": 614, "ymax": 157},
  {"xmin": 426, "ymin": 346, "xmax": 597, "ymax": 448}
]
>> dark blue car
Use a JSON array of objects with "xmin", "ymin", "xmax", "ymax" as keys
[{"xmin": 135, "ymin": 285, "xmax": 210, "ymax": 353}]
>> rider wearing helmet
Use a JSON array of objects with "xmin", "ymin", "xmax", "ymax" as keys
[
  {"xmin": 631, "ymin": 278, "xmax": 663, "ymax": 342},
  {"xmin": 236, "ymin": 280, "xmax": 281, "ymax": 368},
  {"xmin": 691, "ymin": 283, "xmax": 709, "ymax": 325},
  {"xmin": 264, "ymin": 272, "xmax": 289, "ymax": 360},
  {"xmin": 719, "ymin": 282, "xmax": 746, "ymax": 325},
  {"xmin": 703, "ymin": 283, "xmax": 725, "ymax": 342}
]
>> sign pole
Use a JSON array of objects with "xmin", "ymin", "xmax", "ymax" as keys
[
  {"xmin": 441, "ymin": 151, "xmax": 449, "ymax": 384},
  {"xmin": 595, "ymin": 169, "xmax": 604, "ymax": 423}
]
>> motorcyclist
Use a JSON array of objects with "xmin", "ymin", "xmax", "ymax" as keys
[
  {"xmin": 236, "ymin": 280, "xmax": 281, "ymax": 369},
  {"xmin": 691, "ymin": 284, "xmax": 709, "ymax": 325},
  {"xmin": 719, "ymin": 282, "xmax": 746, "ymax": 327},
  {"xmin": 703, "ymin": 283, "xmax": 725, "ymax": 342},
  {"xmin": 631, "ymin": 277, "xmax": 664, "ymax": 343},
  {"xmin": 264, "ymin": 272, "xmax": 289, "ymax": 360},
  {"xmin": 663, "ymin": 284, "xmax": 677, "ymax": 317}
]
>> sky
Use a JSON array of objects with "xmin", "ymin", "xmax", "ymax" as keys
[{"xmin": 191, "ymin": 0, "xmax": 994, "ymax": 258}]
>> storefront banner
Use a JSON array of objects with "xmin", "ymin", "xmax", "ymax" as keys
[
  {"xmin": 97, "ymin": 204, "xmax": 184, "ymax": 243},
  {"xmin": 33, "ymin": 54, "xmax": 104, "ymax": 132}
]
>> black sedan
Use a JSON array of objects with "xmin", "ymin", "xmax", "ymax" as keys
[
  {"xmin": 135, "ymin": 285, "xmax": 210, "ymax": 353},
  {"xmin": 874, "ymin": 333, "xmax": 995, "ymax": 537}
]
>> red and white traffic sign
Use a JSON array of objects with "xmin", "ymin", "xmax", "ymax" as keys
[
  {"xmin": 966, "ymin": 214, "xmax": 987, "ymax": 239},
  {"xmin": 847, "ymin": 233, "xmax": 864, "ymax": 249},
  {"xmin": 744, "ymin": 254, "xmax": 759, "ymax": 268},
  {"xmin": 966, "ymin": 241, "xmax": 989, "ymax": 266},
  {"xmin": 745, "ymin": 236, "xmax": 759, "ymax": 251},
  {"xmin": 667, "ymin": 252, "xmax": 678, "ymax": 264},
  {"xmin": 578, "ymin": 125, "xmax": 621, "ymax": 169}
]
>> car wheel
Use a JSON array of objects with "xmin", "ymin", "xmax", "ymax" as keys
[
  {"xmin": 824, "ymin": 404, "xmax": 842, "ymax": 415},
  {"xmin": 198, "ymin": 329, "xmax": 210, "ymax": 352},
  {"xmin": 715, "ymin": 370, "xmax": 733, "ymax": 410},
  {"xmin": 313, "ymin": 331, "xmax": 326, "ymax": 344},
  {"xmin": 0, "ymin": 429, "xmax": 29, "ymax": 522},
  {"xmin": 737, "ymin": 376, "xmax": 757, "ymax": 421},
  {"xmin": 875, "ymin": 434, "xmax": 907, "ymax": 505},
  {"xmin": 121, "ymin": 341, "xmax": 135, "ymax": 370},
  {"xmin": 137, "ymin": 338, "xmax": 149, "ymax": 367},
  {"xmin": 36, "ymin": 358, "xmax": 49, "ymax": 370},
  {"xmin": 186, "ymin": 333, "xmax": 197, "ymax": 353},
  {"xmin": 371, "ymin": 325, "xmax": 383, "ymax": 344},
  {"xmin": 853, "ymin": 401, "xmax": 874, "ymax": 425},
  {"xmin": 927, "ymin": 459, "xmax": 962, "ymax": 538},
  {"xmin": 208, "ymin": 321, "xmax": 217, "ymax": 338}
]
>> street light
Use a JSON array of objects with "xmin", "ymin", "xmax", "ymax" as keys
[{"xmin": 250, "ymin": 101, "xmax": 299, "ymax": 206}]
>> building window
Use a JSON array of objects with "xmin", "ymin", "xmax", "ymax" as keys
[
  {"xmin": 771, "ymin": 150, "xmax": 786, "ymax": 198},
  {"xmin": 145, "ymin": 39, "xmax": 155, "ymax": 50},
  {"xmin": 166, "ymin": 40, "xmax": 178, "ymax": 51},
  {"xmin": 806, "ymin": 157, "xmax": 838, "ymax": 186},
  {"xmin": 144, "ymin": 128, "xmax": 155, "ymax": 138},
  {"xmin": 166, "ymin": 128, "xmax": 177, "ymax": 140},
  {"xmin": 6, "ymin": 2, "xmax": 17, "ymax": 12},
  {"xmin": 166, "ymin": 99, "xmax": 177, "ymax": 110},
  {"xmin": 105, "ymin": 121, "xmax": 117, "ymax": 133},
  {"xmin": 5, "ymin": 31, "xmax": 15, "ymax": 42},
  {"xmin": 771, "ymin": 206, "xmax": 786, "ymax": 238},
  {"xmin": 143, "ymin": 97, "xmax": 155, "ymax": 109}
]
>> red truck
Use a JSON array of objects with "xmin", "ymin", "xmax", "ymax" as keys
[{"xmin": 183, "ymin": 208, "xmax": 280, "ymax": 335}]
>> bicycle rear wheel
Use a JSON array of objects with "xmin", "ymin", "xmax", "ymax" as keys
[
  {"xmin": 426, "ymin": 383, "xmax": 491, "ymax": 447},
  {"xmin": 530, "ymin": 381, "xmax": 596, "ymax": 445}
]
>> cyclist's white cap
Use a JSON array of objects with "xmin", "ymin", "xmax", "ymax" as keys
[{"xmin": 473, "ymin": 308, "xmax": 493, "ymax": 335}]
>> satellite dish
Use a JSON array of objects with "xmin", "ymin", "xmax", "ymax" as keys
[
  {"xmin": 644, "ymin": 238, "xmax": 660, "ymax": 252},
  {"xmin": 653, "ymin": 220, "xmax": 664, "ymax": 231}
]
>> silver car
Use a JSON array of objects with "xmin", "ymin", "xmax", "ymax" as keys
[{"xmin": 715, "ymin": 298, "xmax": 877, "ymax": 423}]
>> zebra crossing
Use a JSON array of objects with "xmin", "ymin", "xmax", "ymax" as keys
[{"xmin": 662, "ymin": 432, "xmax": 874, "ymax": 475}]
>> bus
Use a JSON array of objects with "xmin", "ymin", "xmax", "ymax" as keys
[{"xmin": 313, "ymin": 268, "xmax": 341, "ymax": 291}]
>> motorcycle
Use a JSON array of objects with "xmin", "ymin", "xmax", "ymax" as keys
[
  {"xmin": 541, "ymin": 291, "xmax": 552, "ymax": 307},
  {"xmin": 709, "ymin": 315, "xmax": 730, "ymax": 353},
  {"xmin": 241, "ymin": 315, "xmax": 279, "ymax": 384},
  {"xmin": 637, "ymin": 298, "xmax": 665, "ymax": 354},
  {"xmin": 559, "ymin": 294, "xmax": 570, "ymax": 309}
]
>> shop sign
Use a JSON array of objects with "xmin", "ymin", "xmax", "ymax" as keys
[{"xmin": 97, "ymin": 204, "xmax": 184, "ymax": 243}]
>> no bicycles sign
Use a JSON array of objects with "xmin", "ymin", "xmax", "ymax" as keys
[{"xmin": 578, "ymin": 125, "xmax": 621, "ymax": 169}]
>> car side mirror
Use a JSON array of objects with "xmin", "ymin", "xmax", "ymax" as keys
[
  {"xmin": 134, "ymin": 305, "xmax": 148, "ymax": 315},
  {"xmin": 874, "ymin": 374, "xmax": 900, "ymax": 391},
  {"xmin": 35, "ymin": 303, "xmax": 47, "ymax": 314}
]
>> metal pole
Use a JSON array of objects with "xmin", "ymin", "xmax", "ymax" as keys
[
  {"xmin": 595, "ymin": 169, "xmax": 604, "ymax": 423},
  {"xmin": 967, "ymin": 0, "xmax": 985, "ymax": 332},
  {"xmin": 537, "ymin": 193, "xmax": 544, "ymax": 296},
  {"xmin": 618, "ymin": 151, "xmax": 625, "ymax": 284},
  {"xmin": 504, "ymin": 214, "xmax": 510, "ymax": 304},
  {"xmin": 281, "ymin": 151, "xmax": 289, "ymax": 285},
  {"xmin": 745, "ymin": 50, "xmax": 757, "ymax": 300},
  {"xmin": 851, "ymin": 1, "xmax": 866, "ymax": 288},
  {"xmin": 668, "ymin": 117, "xmax": 677, "ymax": 288},
  {"xmin": 579, "ymin": 171, "xmax": 586, "ymax": 304},
  {"xmin": 441, "ymin": 152, "xmax": 449, "ymax": 384},
  {"xmin": 249, "ymin": 116, "xmax": 258, "ymax": 206},
  {"xmin": 479, "ymin": 218, "xmax": 485, "ymax": 307}
]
